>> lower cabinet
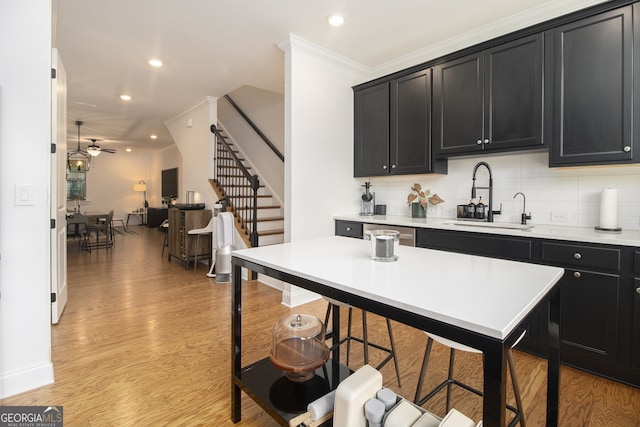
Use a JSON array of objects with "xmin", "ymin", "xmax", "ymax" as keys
[
  {"xmin": 147, "ymin": 207, "xmax": 168, "ymax": 227},
  {"xmin": 541, "ymin": 242, "xmax": 622, "ymax": 376},
  {"xmin": 632, "ymin": 253, "xmax": 640, "ymax": 379},
  {"xmin": 413, "ymin": 227, "xmax": 637, "ymax": 387}
]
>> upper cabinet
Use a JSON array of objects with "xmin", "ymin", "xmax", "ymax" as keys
[
  {"xmin": 433, "ymin": 33, "xmax": 544, "ymax": 157},
  {"xmin": 354, "ymin": 69, "xmax": 447, "ymax": 177},
  {"xmin": 550, "ymin": 5, "xmax": 636, "ymax": 166}
]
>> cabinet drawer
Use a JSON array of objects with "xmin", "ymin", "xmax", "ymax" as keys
[
  {"xmin": 335, "ymin": 221, "xmax": 363, "ymax": 239},
  {"xmin": 416, "ymin": 229, "xmax": 533, "ymax": 261},
  {"xmin": 541, "ymin": 242, "xmax": 620, "ymax": 271}
]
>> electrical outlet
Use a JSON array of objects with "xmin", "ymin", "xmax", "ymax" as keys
[{"xmin": 551, "ymin": 211, "xmax": 571, "ymax": 223}]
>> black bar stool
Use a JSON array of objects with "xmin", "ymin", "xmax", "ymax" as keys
[{"xmin": 324, "ymin": 299, "xmax": 401, "ymax": 387}]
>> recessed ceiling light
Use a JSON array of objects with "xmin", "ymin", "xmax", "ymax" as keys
[
  {"xmin": 150, "ymin": 134, "xmax": 158, "ymax": 140},
  {"xmin": 126, "ymin": 148, "xmax": 132, "ymax": 152},
  {"xmin": 120, "ymin": 94, "xmax": 132, "ymax": 101},
  {"xmin": 148, "ymin": 59, "xmax": 163, "ymax": 67},
  {"xmin": 327, "ymin": 15, "xmax": 344, "ymax": 26}
]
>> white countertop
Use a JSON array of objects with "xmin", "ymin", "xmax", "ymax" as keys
[
  {"xmin": 232, "ymin": 236, "xmax": 564, "ymax": 340},
  {"xmin": 335, "ymin": 214, "xmax": 640, "ymax": 247}
]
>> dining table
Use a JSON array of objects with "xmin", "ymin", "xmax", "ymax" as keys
[{"xmin": 230, "ymin": 236, "xmax": 565, "ymax": 426}]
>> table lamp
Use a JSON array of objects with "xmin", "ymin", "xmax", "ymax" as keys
[{"xmin": 133, "ymin": 180, "xmax": 148, "ymax": 208}]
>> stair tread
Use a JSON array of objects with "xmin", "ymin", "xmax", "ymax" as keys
[
  {"xmin": 258, "ymin": 229, "xmax": 284, "ymax": 236},
  {"xmin": 256, "ymin": 216, "xmax": 284, "ymax": 222},
  {"xmin": 235, "ymin": 205, "xmax": 281, "ymax": 210}
]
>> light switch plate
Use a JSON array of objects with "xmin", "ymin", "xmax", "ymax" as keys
[{"xmin": 14, "ymin": 184, "xmax": 34, "ymax": 206}]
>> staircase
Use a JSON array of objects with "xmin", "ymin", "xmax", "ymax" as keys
[{"xmin": 209, "ymin": 124, "xmax": 284, "ymax": 248}]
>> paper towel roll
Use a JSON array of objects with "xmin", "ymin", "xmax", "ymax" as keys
[
  {"xmin": 599, "ymin": 188, "xmax": 619, "ymax": 229},
  {"xmin": 307, "ymin": 390, "xmax": 336, "ymax": 421}
]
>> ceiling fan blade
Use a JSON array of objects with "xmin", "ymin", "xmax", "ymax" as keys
[{"xmin": 102, "ymin": 149, "xmax": 117, "ymax": 153}]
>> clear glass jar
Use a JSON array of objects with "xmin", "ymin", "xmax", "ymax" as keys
[{"xmin": 270, "ymin": 314, "xmax": 329, "ymax": 382}]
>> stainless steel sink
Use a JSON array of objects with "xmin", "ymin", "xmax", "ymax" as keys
[{"xmin": 443, "ymin": 220, "xmax": 534, "ymax": 230}]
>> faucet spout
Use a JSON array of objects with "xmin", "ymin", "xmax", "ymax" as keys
[
  {"xmin": 513, "ymin": 192, "xmax": 531, "ymax": 225},
  {"xmin": 472, "ymin": 162, "xmax": 499, "ymax": 222}
]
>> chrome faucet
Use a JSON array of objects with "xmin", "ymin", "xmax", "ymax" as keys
[
  {"xmin": 472, "ymin": 161, "xmax": 501, "ymax": 222},
  {"xmin": 513, "ymin": 192, "xmax": 532, "ymax": 225}
]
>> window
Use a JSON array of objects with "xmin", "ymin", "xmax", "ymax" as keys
[{"xmin": 67, "ymin": 169, "xmax": 86, "ymax": 201}]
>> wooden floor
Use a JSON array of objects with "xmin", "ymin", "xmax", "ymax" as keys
[{"xmin": 1, "ymin": 226, "xmax": 639, "ymax": 426}]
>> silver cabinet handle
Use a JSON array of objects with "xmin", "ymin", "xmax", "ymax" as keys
[
  {"xmin": 484, "ymin": 139, "xmax": 490, "ymax": 144},
  {"xmin": 477, "ymin": 139, "xmax": 483, "ymax": 145},
  {"xmin": 624, "ymin": 146, "xmax": 631, "ymax": 152},
  {"xmin": 346, "ymin": 227, "xmax": 351, "ymax": 232},
  {"xmin": 574, "ymin": 271, "xmax": 581, "ymax": 278},
  {"xmin": 391, "ymin": 164, "xmax": 396, "ymax": 169},
  {"xmin": 382, "ymin": 165, "xmax": 387, "ymax": 170},
  {"xmin": 636, "ymin": 287, "xmax": 640, "ymax": 295},
  {"xmin": 573, "ymin": 253, "xmax": 582, "ymax": 260}
]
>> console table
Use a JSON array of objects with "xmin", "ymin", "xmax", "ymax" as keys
[{"xmin": 231, "ymin": 236, "xmax": 564, "ymax": 427}]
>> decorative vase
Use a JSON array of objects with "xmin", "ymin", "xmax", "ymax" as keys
[{"xmin": 411, "ymin": 203, "xmax": 426, "ymax": 218}]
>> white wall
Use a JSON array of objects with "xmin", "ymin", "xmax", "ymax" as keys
[
  {"xmin": 278, "ymin": 35, "xmax": 369, "ymax": 306},
  {"xmin": 0, "ymin": 0, "xmax": 54, "ymax": 398},
  {"xmin": 71, "ymin": 150, "xmax": 152, "ymax": 222},
  {"xmin": 165, "ymin": 97, "xmax": 218, "ymax": 207},
  {"xmin": 218, "ymin": 86, "xmax": 285, "ymax": 203}
]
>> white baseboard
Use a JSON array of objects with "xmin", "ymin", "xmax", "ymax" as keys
[{"xmin": 0, "ymin": 362, "xmax": 54, "ymax": 399}]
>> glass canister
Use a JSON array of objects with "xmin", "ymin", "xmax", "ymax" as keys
[
  {"xmin": 270, "ymin": 314, "xmax": 329, "ymax": 382},
  {"xmin": 370, "ymin": 229, "xmax": 400, "ymax": 262}
]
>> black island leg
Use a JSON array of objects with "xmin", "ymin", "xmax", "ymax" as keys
[
  {"xmin": 231, "ymin": 261, "xmax": 242, "ymax": 423},
  {"xmin": 547, "ymin": 289, "xmax": 561, "ymax": 426},
  {"xmin": 482, "ymin": 341, "xmax": 507, "ymax": 427}
]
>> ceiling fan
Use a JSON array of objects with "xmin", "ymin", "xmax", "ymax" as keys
[{"xmin": 86, "ymin": 138, "xmax": 116, "ymax": 156}]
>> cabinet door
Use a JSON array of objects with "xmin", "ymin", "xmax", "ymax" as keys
[
  {"xmin": 633, "ymin": 278, "xmax": 640, "ymax": 372},
  {"xmin": 390, "ymin": 69, "xmax": 432, "ymax": 174},
  {"xmin": 560, "ymin": 270, "xmax": 620, "ymax": 367},
  {"xmin": 485, "ymin": 33, "xmax": 544, "ymax": 150},
  {"xmin": 354, "ymin": 83, "xmax": 390, "ymax": 177},
  {"xmin": 433, "ymin": 53, "xmax": 484, "ymax": 156},
  {"xmin": 550, "ymin": 6, "xmax": 633, "ymax": 166}
]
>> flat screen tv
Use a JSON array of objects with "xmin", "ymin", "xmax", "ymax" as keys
[{"xmin": 161, "ymin": 167, "xmax": 178, "ymax": 198}]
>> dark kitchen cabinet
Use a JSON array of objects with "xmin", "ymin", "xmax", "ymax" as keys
[
  {"xmin": 354, "ymin": 69, "xmax": 446, "ymax": 177},
  {"xmin": 550, "ymin": 5, "xmax": 636, "ymax": 166},
  {"xmin": 632, "ymin": 253, "xmax": 640, "ymax": 374},
  {"xmin": 335, "ymin": 220, "xmax": 363, "ymax": 239},
  {"xmin": 354, "ymin": 83, "xmax": 389, "ymax": 177},
  {"xmin": 541, "ymin": 242, "xmax": 622, "ymax": 375},
  {"xmin": 433, "ymin": 33, "xmax": 544, "ymax": 157}
]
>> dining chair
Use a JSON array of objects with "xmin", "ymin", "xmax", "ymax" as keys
[
  {"xmin": 414, "ymin": 330, "xmax": 527, "ymax": 427},
  {"xmin": 82, "ymin": 210, "xmax": 114, "ymax": 252}
]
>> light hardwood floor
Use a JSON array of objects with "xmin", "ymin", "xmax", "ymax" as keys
[{"xmin": 1, "ymin": 226, "xmax": 639, "ymax": 426}]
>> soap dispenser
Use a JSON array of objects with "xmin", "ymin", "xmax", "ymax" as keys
[{"xmin": 476, "ymin": 196, "xmax": 486, "ymax": 220}]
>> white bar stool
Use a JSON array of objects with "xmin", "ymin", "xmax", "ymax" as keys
[
  {"xmin": 188, "ymin": 217, "xmax": 215, "ymax": 271},
  {"xmin": 414, "ymin": 330, "xmax": 527, "ymax": 427}
]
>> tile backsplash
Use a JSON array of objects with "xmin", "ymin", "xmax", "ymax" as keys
[{"xmin": 359, "ymin": 151, "xmax": 640, "ymax": 231}]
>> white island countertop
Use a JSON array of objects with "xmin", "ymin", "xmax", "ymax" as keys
[
  {"xmin": 335, "ymin": 214, "xmax": 640, "ymax": 247},
  {"xmin": 232, "ymin": 236, "xmax": 564, "ymax": 341}
]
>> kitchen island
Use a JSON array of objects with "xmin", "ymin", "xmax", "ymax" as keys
[{"xmin": 231, "ymin": 236, "xmax": 564, "ymax": 426}]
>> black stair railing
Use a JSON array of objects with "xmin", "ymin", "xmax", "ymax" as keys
[
  {"xmin": 210, "ymin": 124, "xmax": 259, "ymax": 247},
  {"xmin": 224, "ymin": 95, "xmax": 284, "ymax": 162}
]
